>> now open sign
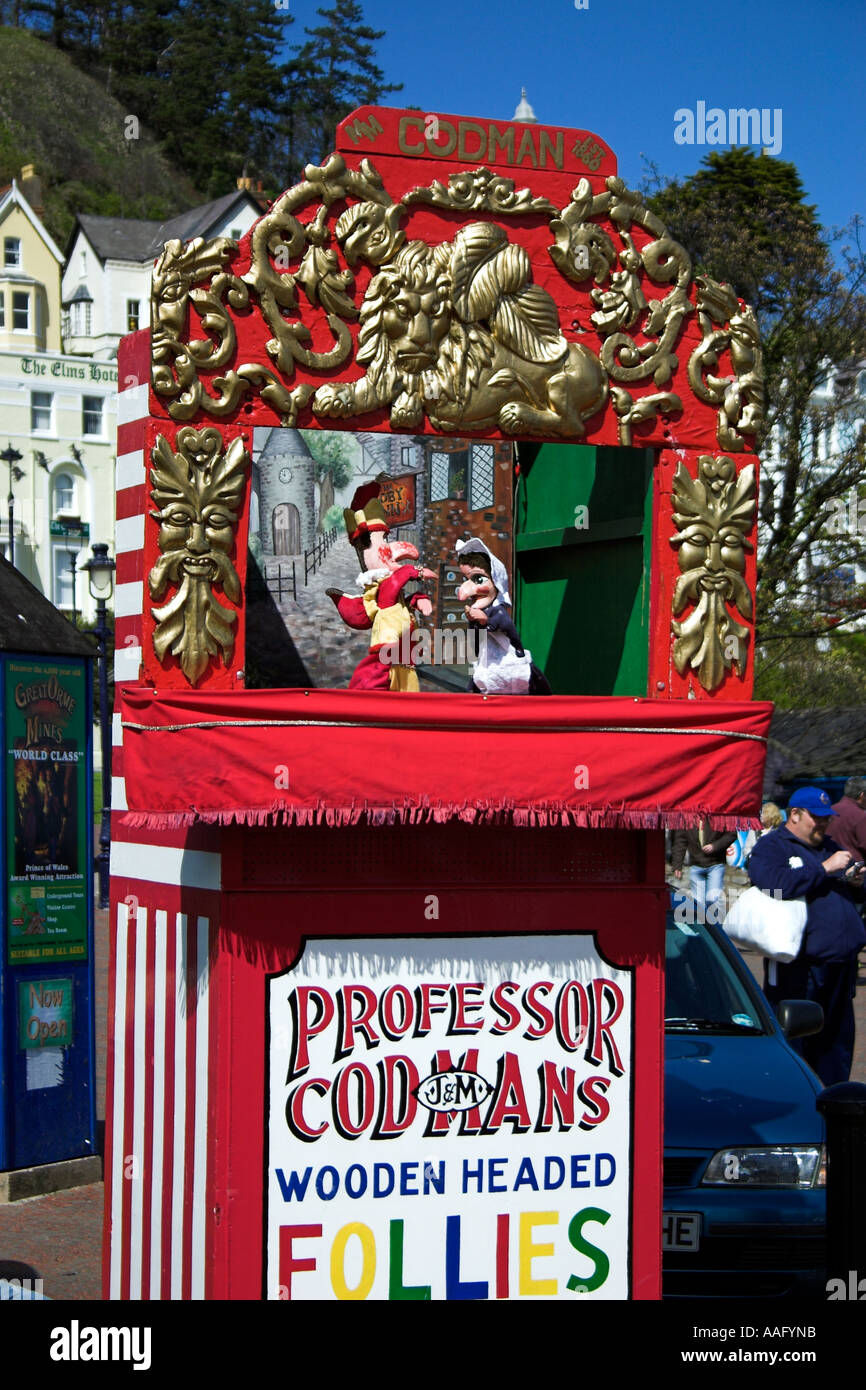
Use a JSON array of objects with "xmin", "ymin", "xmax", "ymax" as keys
[{"xmin": 18, "ymin": 978, "xmax": 73, "ymax": 1049}]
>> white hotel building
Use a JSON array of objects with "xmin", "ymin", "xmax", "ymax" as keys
[
  {"xmin": 0, "ymin": 172, "xmax": 116, "ymax": 623},
  {"xmin": 0, "ymin": 169, "xmax": 261, "ymax": 623}
]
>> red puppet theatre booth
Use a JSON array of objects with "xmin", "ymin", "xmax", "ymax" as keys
[{"xmin": 107, "ymin": 107, "xmax": 770, "ymax": 1301}]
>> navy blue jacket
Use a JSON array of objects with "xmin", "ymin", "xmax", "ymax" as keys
[{"xmin": 748, "ymin": 825, "xmax": 866, "ymax": 962}]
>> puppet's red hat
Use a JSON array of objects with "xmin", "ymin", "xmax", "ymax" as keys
[{"xmin": 343, "ymin": 482, "xmax": 389, "ymax": 544}]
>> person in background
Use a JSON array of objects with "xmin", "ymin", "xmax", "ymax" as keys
[
  {"xmin": 748, "ymin": 786, "xmax": 866, "ymax": 1086},
  {"xmin": 742, "ymin": 802, "xmax": 783, "ymax": 867},
  {"xmin": 671, "ymin": 820, "xmax": 737, "ymax": 919},
  {"xmin": 760, "ymin": 801, "xmax": 784, "ymax": 833},
  {"xmin": 830, "ymin": 777, "xmax": 866, "ymax": 862}
]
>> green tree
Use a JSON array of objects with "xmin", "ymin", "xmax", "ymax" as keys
[
  {"xmin": 11, "ymin": 0, "xmax": 401, "ymax": 197},
  {"xmin": 754, "ymin": 634, "xmax": 866, "ymax": 707},
  {"xmin": 220, "ymin": 0, "xmax": 292, "ymax": 192},
  {"xmin": 648, "ymin": 148, "xmax": 823, "ymax": 320},
  {"xmin": 306, "ymin": 431, "xmax": 354, "ymax": 531},
  {"xmin": 15, "ymin": 0, "xmax": 108, "ymax": 57},
  {"xmin": 648, "ymin": 150, "xmax": 866, "ymax": 701},
  {"xmin": 283, "ymin": 0, "xmax": 401, "ymax": 182},
  {"xmin": 23, "ymin": 0, "xmax": 294, "ymax": 197},
  {"xmin": 98, "ymin": 0, "xmax": 176, "ymax": 103},
  {"xmin": 0, "ymin": 26, "xmax": 200, "ymax": 239},
  {"xmin": 104, "ymin": 0, "xmax": 292, "ymax": 197}
]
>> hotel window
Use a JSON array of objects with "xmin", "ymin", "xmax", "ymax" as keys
[
  {"xmin": 71, "ymin": 299, "xmax": 91, "ymax": 336},
  {"xmin": 4, "ymin": 237, "xmax": 20, "ymax": 267},
  {"xmin": 54, "ymin": 472, "xmax": 76, "ymax": 513},
  {"xmin": 12, "ymin": 291, "xmax": 29, "ymax": 330},
  {"xmin": 82, "ymin": 396, "xmax": 104, "ymax": 436},
  {"xmin": 53, "ymin": 547, "xmax": 78, "ymax": 609},
  {"xmin": 127, "ymin": 299, "xmax": 140, "ymax": 332},
  {"xmin": 31, "ymin": 390, "xmax": 53, "ymax": 432}
]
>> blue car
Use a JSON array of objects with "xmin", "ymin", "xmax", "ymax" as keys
[{"xmin": 664, "ymin": 900, "xmax": 826, "ymax": 1298}]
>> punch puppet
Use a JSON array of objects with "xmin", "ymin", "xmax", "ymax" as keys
[
  {"xmin": 327, "ymin": 482, "xmax": 435, "ymax": 691},
  {"xmin": 456, "ymin": 537, "xmax": 551, "ymax": 695}
]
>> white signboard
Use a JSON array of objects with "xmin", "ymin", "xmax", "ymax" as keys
[{"xmin": 266, "ymin": 934, "xmax": 633, "ymax": 1300}]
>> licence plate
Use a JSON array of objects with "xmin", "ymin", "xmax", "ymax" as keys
[{"xmin": 663, "ymin": 1212, "xmax": 702, "ymax": 1251}]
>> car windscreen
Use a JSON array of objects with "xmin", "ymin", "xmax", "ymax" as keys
[{"xmin": 665, "ymin": 917, "xmax": 768, "ymax": 1034}]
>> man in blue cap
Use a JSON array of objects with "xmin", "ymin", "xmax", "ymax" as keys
[{"xmin": 747, "ymin": 786, "xmax": 866, "ymax": 1085}]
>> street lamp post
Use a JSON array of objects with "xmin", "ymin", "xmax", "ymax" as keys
[
  {"xmin": 67, "ymin": 554, "xmax": 79, "ymax": 625},
  {"xmin": 80, "ymin": 543, "xmax": 116, "ymax": 910},
  {"xmin": 0, "ymin": 442, "xmax": 24, "ymax": 566}
]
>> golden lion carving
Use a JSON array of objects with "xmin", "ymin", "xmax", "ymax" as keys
[{"xmin": 312, "ymin": 209, "xmax": 608, "ymax": 437}]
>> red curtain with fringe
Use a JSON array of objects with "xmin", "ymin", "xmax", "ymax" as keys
[{"xmin": 120, "ymin": 687, "xmax": 772, "ymax": 831}]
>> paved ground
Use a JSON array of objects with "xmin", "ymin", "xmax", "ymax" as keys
[
  {"xmin": 1, "ymin": 873, "xmax": 864, "ymax": 1301},
  {"xmin": 260, "ymin": 540, "xmax": 372, "ymax": 688}
]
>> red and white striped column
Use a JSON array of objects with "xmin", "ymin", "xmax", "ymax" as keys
[{"xmin": 104, "ymin": 334, "xmax": 222, "ymax": 1300}]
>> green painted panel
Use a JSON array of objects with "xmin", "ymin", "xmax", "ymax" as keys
[{"xmin": 514, "ymin": 444, "xmax": 653, "ymax": 695}]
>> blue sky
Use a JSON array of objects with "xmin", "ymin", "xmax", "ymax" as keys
[{"xmin": 288, "ymin": 0, "xmax": 863, "ymax": 236}]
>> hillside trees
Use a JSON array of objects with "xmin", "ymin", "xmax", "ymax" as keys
[
  {"xmin": 5, "ymin": 0, "xmax": 403, "ymax": 197},
  {"xmin": 0, "ymin": 26, "xmax": 201, "ymax": 238},
  {"xmin": 10, "ymin": 0, "xmax": 105, "ymax": 56},
  {"xmin": 99, "ymin": 0, "xmax": 293, "ymax": 196}
]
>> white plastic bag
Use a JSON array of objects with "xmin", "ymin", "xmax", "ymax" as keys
[{"xmin": 722, "ymin": 886, "xmax": 807, "ymax": 963}]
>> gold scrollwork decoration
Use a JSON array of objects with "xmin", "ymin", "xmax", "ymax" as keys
[
  {"xmin": 553, "ymin": 176, "xmax": 694, "ymax": 386},
  {"xmin": 688, "ymin": 276, "xmax": 764, "ymax": 452},
  {"xmin": 403, "ymin": 167, "xmax": 557, "ymax": 216},
  {"xmin": 151, "ymin": 236, "xmax": 247, "ymax": 414},
  {"xmin": 670, "ymin": 454, "xmax": 756, "ymax": 692},
  {"xmin": 549, "ymin": 178, "xmax": 618, "ymax": 285},
  {"xmin": 151, "ymin": 237, "xmax": 307, "ymax": 421},
  {"xmin": 548, "ymin": 175, "xmax": 765, "ymax": 443},
  {"xmin": 612, "ymin": 388, "xmax": 682, "ymax": 447},
  {"xmin": 148, "ymin": 429, "xmax": 249, "ymax": 684},
  {"xmin": 149, "ymin": 156, "xmax": 763, "ymax": 445},
  {"xmin": 241, "ymin": 154, "xmax": 393, "ymax": 378},
  {"xmin": 151, "ymin": 156, "xmax": 391, "ymax": 419}
]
